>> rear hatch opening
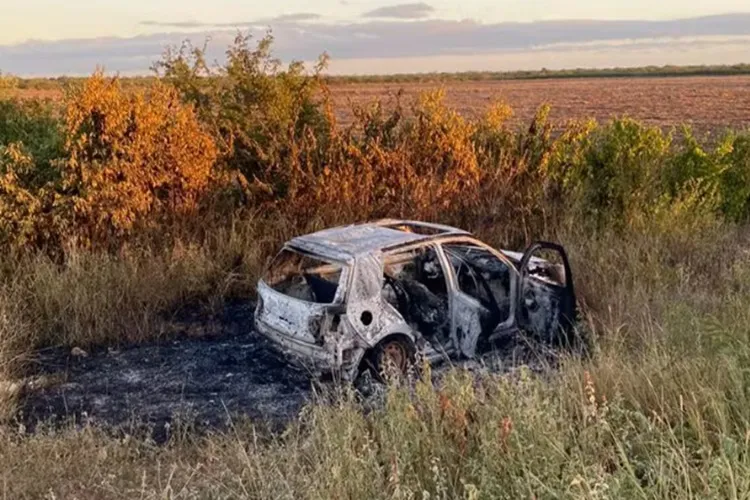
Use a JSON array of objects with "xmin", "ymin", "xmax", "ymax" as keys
[{"xmin": 257, "ymin": 248, "xmax": 348, "ymax": 344}]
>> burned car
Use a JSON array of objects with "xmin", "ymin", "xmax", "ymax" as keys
[{"xmin": 255, "ymin": 220, "xmax": 576, "ymax": 380}]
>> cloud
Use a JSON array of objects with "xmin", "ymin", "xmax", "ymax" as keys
[
  {"xmin": 139, "ymin": 13, "xmax": 320, "ymax": 29},
  {"xmin": 362, "ymin": 3, "xmax": 434, "ymax": 19},
  {"xmin": 141, "ymin": 20, "xmax": 208, "ymax": 28},
  {"xmin": 2, "ymin": 14, "xmax": 750, "ymax": 76},
  {"xmin": 273, "ymin": 13, "xmax": 320, "ymax": 23}
]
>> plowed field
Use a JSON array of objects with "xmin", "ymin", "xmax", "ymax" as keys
[
  {"xmin": 330, "ymin": 75, "xmax": 750, "ymax": 134},
  {"xmin": 9, "ymin": 75, "xmax": 750, "ymax": 134}
]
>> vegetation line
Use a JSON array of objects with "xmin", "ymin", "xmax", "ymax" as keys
[
  {"xmin": 327, "ymin": 63, "xmax": 750, "ymax": 83},
  {"xmin": 3, "ymin": 62, "xmax": 750, "ymax": 90}
]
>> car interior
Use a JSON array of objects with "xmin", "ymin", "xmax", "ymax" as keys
[{"xmin": 382, "ymin": 247, "xmax": 452, "ymax": 344}]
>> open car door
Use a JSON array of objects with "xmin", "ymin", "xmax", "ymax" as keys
[{"xmin": 517, "ymin": 242, "xmax": 577, "ymax": 343}]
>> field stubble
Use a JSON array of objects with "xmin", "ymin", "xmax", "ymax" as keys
[{"xmin": 332, "ymin": 75, "xmax": 750, "ymax": 134}]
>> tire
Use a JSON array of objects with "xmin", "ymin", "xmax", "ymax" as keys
[{"xmin": 372, "ymin": 336, "xmax": 415, "ymax": 382}]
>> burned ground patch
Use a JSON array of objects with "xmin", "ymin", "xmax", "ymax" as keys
[
  {"xmin": 16, "ymin": 300, "xmax": 563, "ymax": 441},
  {"xmin": 18, "ymin": 302, "xmax": 313, "ymax": 439}
]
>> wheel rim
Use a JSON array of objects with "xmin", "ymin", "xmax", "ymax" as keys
[{"xmin": 382, "ymin": 341, "xmax": 408, "ymax": 373}]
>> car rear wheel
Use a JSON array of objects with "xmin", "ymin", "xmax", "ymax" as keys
[{"xmin": 372, "ymin": 337, "xmax": 415, "ymax": 382}]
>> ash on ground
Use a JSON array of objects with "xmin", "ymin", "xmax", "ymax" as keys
[{"xmin": 18, "ymin": 301, "xmax": 558, "ymax": 440}]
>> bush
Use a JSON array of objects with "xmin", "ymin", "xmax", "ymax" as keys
[
  {"xmin": 294, "ymin": 90, "xmax": 481, "ymax": 224},
  {"xmin": 154, "ymin": 33, "xmax": 330, "ymax": 204},
  {"xmin": 59, "ymin": 73, "xmax": 218, "ymax": 246},
  {"xmin": 0, "ymin": 98, "xmax": 63, "ymax": 179},
  {"xmin": 715, "ymin": 132, "xmax": 750, "ymax": 221},
  {"xmin": 550, "ymin": 118, "xmax": 673, "ymax": 227},
  {"xmin": 0, "ymin": 73, "xmax": 218, "ymax": 251},
  {"xmin": 0, "ymin": 73, "xmax": 19, "ymax": 91}
]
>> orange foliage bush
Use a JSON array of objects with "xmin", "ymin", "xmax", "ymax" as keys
[
  {"xmin": 0, "ymin": 143, "xmax": 54, "ymax": 248},
  {"xmin": 280, "ymin": 91, "xmax": 482, "ymax": 224},
  {"xmin": 268, "ymin": 89, "xmax": 560, "ymax": 245},
  {"xmin": 0, "ymin": 73, "xmax": 217, "ymax": 250},
  {"xmin": 60, "ymin": 73, "xmax": 218, "ymax": 246}
]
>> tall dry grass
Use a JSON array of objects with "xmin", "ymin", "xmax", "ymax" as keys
[
  {"xmin": 0, "ymin": 291, "xmax": 34, "ymax": 422},
  {"xmin": 0, "ymin": 201, "xmax": 748, "ymax": 498}
]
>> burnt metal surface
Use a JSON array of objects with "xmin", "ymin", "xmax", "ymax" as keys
[
  {"xmin": 289, "ymin": 220, "xmax": 469, "ymax": 261},
  {"xmin": 258, "ymin": 222, "xmax": 576, "ymax": 378}
]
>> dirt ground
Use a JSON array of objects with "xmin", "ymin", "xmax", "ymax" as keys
[{"xmin": 19, "ymin": 302, "xmax": 309, "ymax": 439}]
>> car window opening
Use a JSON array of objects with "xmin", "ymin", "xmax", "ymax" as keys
[
  {"xmin": 385, "ymin": 223, "xmax": 446, "ymax": 236},
  {"xmin": 263, "ymin": 248, "xmax": 343, "ymax": 304}
]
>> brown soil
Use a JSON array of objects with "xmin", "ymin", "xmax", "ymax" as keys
[{"xmin": 330, "ymin": 75, "xmax": 750, "ymax": 135}]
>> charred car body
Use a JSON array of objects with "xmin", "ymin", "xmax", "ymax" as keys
[{"xmin": 255, "ymin": 220, "xmax": 577, "ymax": 380}]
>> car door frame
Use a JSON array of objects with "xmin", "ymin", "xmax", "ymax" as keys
[
  {"xmin": 435, "ymin": 236, "xmax": 522, "ymax": 357},
  {"xmin": 516, "ymin": 241, "xmax": 577, "ymax": 340},
  {"xmin": 381, "ymin": 242, "xmax": 457, "ymax": 360}
]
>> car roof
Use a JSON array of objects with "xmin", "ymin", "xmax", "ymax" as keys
[{"xmin": 288, "ymin": 220, "xmax": 470, "ymax": 261}]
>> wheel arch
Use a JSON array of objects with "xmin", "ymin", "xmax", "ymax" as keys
[
  {"xmin": 358, "ymin": 330, "xmax": 418, "ymax": 373},
  {"xmin": 368, "ymin": 327, "xmax": 419, "ymax": 353}
]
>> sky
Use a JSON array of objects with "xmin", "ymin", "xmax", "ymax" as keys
[{"xmin": 1, "ymin": 1, "xmax": 750, "ymax": 75}]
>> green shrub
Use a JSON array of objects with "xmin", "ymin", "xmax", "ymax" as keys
[
  {"xmin": 551, "ymin": 118, "xmax": 674, "ymax": 227},
  {"xmin": 154, "ymin": 33, "xmax": 331, "ymax": 204},
  {"xmin": 715, "ymin": 132, "xmax": 750, "ymax": 221},
  {"xmin": 663, "ymin": 127, "xmax": 719, "ymax": 197},
  {"xmin": 0, "ymin": 99, "xmax": 63, "ymax": 183}
]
